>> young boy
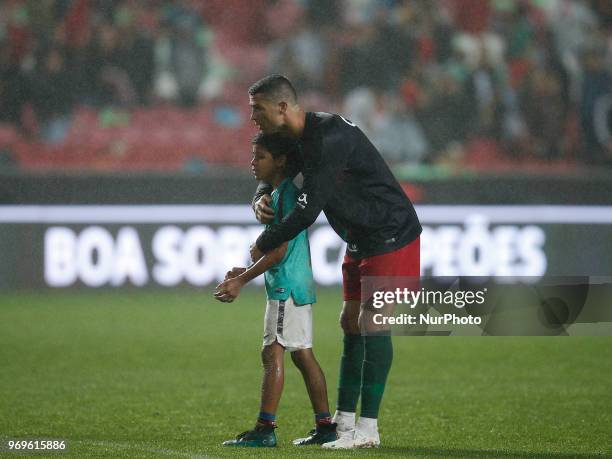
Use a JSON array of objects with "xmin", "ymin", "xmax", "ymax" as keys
[{"xmin": 214, "ymin": 132, "xmax": 337, "ymax": 447}]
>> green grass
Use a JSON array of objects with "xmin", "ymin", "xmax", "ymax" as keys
[{"xmin": 1, "ymin": 288, "xmax": 611, "ymax": 458}]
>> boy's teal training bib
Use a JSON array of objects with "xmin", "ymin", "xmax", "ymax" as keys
[{"xmin": 264, "ymin": 178, "xmax": 316, "ymax": 306}]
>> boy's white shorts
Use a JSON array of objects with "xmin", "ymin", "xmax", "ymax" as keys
[{"xmin": 263, "ymin": 296, "xmax": 312, "ymax": 352}]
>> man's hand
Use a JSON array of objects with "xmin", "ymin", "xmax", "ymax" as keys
[
  {"xmin": 214, "ymin": 277, "xmax": 246, "ymax": 303},
  {"xmin": 250, "ymin": 243, "xmax": 264, "ymax": 263},
  {"xmin": 224, "ymin": 267, "xmax": 246, "ymax": 281},
  {"xmin": 255, "ymin": 194, "xmax": 274, "ymax": 224}
]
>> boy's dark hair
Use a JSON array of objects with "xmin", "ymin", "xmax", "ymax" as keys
[
  {"xmin": 248, "ymin": 74, "xmax": 297, "ymax": 104},
  {"xmin": 252, "ymin": 132, "xmax": 300, "ymax": 176}
]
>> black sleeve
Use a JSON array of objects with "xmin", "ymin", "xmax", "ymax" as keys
[
  {"xmin": 256, "ymin": 127, "xmax": 349, "ymax": 252},
  {"xmin": 252, "ymin": 181, "xmax": 273, "ymax": 213}
]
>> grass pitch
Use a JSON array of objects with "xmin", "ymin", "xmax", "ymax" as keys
[{"xmin": 1, "ymin": 288, "xmax": 611, "ymax": 458}]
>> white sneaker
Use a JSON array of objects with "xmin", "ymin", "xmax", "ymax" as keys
[
  {"xmin": 322, "ymin": 426, "xmax": 380, "ymax": 449},
  {"xmin": 332, "ymin": 410, "xmax": 355, "ymax": 439},
  {"xmin": 322, "ymin": 429, "xmax": 356, "ymax": 449}
]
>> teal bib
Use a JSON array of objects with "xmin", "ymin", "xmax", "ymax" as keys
[{"xmin": 264, "ymin": 178, "xmax": 316, "ymax": 305}]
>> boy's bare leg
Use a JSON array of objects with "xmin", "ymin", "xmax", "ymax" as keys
[
  {"xmin": 260, "ymin": 341, "xmax": 285, "ymax": 415},
  {"xmin": 291, "ymin": 348, "xmax": 337, "ymax": 445},
  {"xmin": 222, "ymin": 341, "xmax": 283, "ymax": 446},
  {"xmin": 290, "ymin": 348, "xmax": 329, "ymax": 414}
]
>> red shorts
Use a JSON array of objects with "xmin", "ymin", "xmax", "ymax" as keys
[{"xmin": 342, "ymin": 237, "xmax": 420, "ymax": 301}]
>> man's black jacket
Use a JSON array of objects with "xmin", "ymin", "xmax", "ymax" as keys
[{"xmin": 254, "ymin": 112, "xmax": 421, "ymax": 259}]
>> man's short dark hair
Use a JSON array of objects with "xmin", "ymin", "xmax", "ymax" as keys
[
  {"xmin": 252, "ymin": 132, "xmax": 300, "ymax": 176},
  {"xmin": 248, "ymin": 74, "xmax": 298, "ymax": 104}
]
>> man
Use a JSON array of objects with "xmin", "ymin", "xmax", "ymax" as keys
[{"xmin": 248, "ymin": 74, "xmax": 421, "ymax": 448}]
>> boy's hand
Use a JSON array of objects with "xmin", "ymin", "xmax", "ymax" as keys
[
  {"xmin": 224, "ymin": 267, "xmax": 246, "ymax": 281},
  {"xmin": 250, "ymin": 243, "xmax": 264, "ymax": 263},
  {"xmin": 255, "ymin": 194, "xmax": 274, "ymax": 224},
  {"xmin": 214, "ymin": 277, "xmax": 246, "ymax": 303}
]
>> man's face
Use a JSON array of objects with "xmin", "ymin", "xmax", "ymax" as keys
[
  {"xmin": 249, "ymin": 93, "xmax": 285, "ymax": 134},
  {"xmin": 251, "ymin": 144, "xmax": 283, "ymax": 183}
]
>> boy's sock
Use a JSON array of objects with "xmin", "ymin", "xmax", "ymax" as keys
[
  {"xmin": 257, "ymin": 411, "xmax": 277, "ymax": 428},
  {"xmin": 315, "ymin": 411, "xmax": 332, "ymax": 427},
  {"xmin": 360, "ymin": 334, "xmax": 393, "ymax": 419},
  {"xmin": 337, "ymin": 334, "xmax": 364, "ymax": 412}
]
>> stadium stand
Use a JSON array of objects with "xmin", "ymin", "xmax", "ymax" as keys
[{"xmin": 1, "ymin": 0, "xmax": 612, "ymax": 172}]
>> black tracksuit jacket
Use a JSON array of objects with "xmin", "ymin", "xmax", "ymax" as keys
[{"xmin": 254, "ymin": 112, "xmax": 422, "ymax": 260}]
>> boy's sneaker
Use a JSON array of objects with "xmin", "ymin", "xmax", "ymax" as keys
[
  {"xmin": 322, "ymin": 419, "xmax": 380, "ymax": 449},
  {"xmin": 222, "ymin": 423, "xmax": 277, "ymax": 447},
  {"xmin": 292, "ymin": 422, "xmax": 337, "ymax": 445}
]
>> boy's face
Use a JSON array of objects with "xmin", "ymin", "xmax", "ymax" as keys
[{"xmin": 251, "ymin": 144, "xmax": 284, "ymax": 183}]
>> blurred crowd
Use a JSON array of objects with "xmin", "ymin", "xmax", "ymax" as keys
[{"xmin": 2, "ymin": 0, "xmax": 612, "ymax": 169}]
